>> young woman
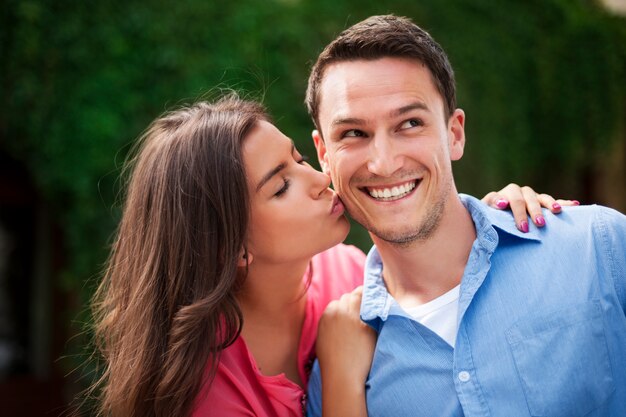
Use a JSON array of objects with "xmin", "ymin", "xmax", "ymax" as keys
[{"xmin": 91, "ymin": 94, "xmax": 571, "ymax": 417}]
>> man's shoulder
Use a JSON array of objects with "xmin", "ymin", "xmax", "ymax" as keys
[
  {"xmin": 495, "ymin": 205, "xmax": 626, "ymax": 271},
  {"xmin": 543, "ymin": 204, "xmax": 626, "ymax": 237},
  {"xmin": 559, "ymin": 203, "xmax": 623, "ymax": 219}
]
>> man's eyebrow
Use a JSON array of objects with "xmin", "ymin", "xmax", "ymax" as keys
[
  {"xmin": 255, "ymin": 141, "xmax": 295, "ymax": 192},
  {"xmin": 330, "ymin": 103, "xmax": 429, "ymax": 128},
  {"xmin": 331, "ymin": 117, "xmax": 367, "ymax": 128},
  {"xmin": 391, "ymin": 102, "xmax": 429, "ymax": 117}
]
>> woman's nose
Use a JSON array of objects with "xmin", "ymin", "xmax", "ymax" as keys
[{"xmin": 309, "ymin": 165, "xmax": 332, "ymax": 197}]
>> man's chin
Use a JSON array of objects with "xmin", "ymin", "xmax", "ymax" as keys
[
  {"xmin": 372, "ymin": 229, "xmax": 426, "ymax": 247},
  {"xmin": 365, "ymin": 211, "xmax": 443, "ymax": 246}
]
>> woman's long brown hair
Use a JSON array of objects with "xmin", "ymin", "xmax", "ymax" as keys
[{"xmin": 91, "ymin": 95, "xmax": 268, "ymax": 416}]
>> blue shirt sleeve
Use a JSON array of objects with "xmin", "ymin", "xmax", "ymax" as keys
[
  {"xmin": 306, "ymin": 359, "xmax": 323, "ymax": 417},
  {"xmin": 597, "ymin": 206, "xmax": 626, "ymax": 313}
]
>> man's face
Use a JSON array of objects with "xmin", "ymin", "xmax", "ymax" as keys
[{"xmin": 313, "ymin": 57, "xmax": 466, "ymax": 244}]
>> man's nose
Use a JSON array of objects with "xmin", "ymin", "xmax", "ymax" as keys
[{"xmin": 367, "ymin": 134, "xmax": 402, "ymax": 177}]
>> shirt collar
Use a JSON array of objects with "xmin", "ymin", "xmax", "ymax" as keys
[
  {"xmin": 360, "ymin": 247, "xmax": 391, "ymax": 330},
  {"xmin": 360, "ymin": 193, "xmax": 542, "ymax": 327},
  {"xmin": 459, "ymin": 193, "xmax": 542, "ymax": 243}
]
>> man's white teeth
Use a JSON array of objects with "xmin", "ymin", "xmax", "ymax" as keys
[{"xmin": 368, "ymin": 181, "xmax": 416, "ymax": 201}]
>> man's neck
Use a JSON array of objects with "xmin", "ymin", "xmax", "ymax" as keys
[{"xmin": 372, "ymin": 194, "xmax": 476, "ymax": 308}]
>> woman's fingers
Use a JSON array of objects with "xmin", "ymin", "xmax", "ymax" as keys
[{"xmin": 482, "ymin": 184, "xmax": 581, "ymax": 232}]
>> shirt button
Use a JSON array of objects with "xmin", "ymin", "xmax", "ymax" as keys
[{"xmin": 458, "ymin": 371, "xmax": 471, "ymax": 382}]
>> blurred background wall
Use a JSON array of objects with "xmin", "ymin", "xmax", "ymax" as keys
[{"xmin": 0, "ymin": 0, "xmax": 624, "ymax": 415}]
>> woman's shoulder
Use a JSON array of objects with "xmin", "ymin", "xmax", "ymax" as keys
[
  {"xmin": 311, "ymin": 243, "xmax": 366, "ymax": 271},
  {"xmin": 192, "ymin": 340, "xmax": 262, "ymax": 416},
  {"xmin": 309, "ymin": 243, "xmax": 366, "ymax": 298}
]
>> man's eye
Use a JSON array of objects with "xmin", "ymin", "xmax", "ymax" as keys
[
  {"xmin": 400, "ymin": 119, "xmax": 423, "ymax": 129},
  {"xmin": 343, "ymin": 129, "xmax": 365, "ymax": 138},
  {"xmin": 297, "ymin": 155, "xmax": 310, "ymax": 164}
]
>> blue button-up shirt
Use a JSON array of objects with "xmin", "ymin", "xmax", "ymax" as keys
[{"xmin": 308, "ymin": 194, "xmax": 626, "ymax": 417}]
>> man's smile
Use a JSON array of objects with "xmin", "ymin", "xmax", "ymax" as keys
[{"xmin": 361, "ymin": 179, "xmax": 420, "ymax": 202}]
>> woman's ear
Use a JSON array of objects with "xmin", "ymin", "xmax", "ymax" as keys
[{"xmin": 237, "ymin": 248, "xmax": 253, "ymax": 267}]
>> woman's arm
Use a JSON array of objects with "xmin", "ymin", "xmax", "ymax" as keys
[{"xmin": 316, "ymin": 286, "xmax": 375, "ymax": 417}]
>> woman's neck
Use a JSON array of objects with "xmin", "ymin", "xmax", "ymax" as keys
[
  {"xmin": 238, "ymin": 259, "xmax": 309, "ymax": 315},
  {"xmin": 237, "ymin": 259, "xmax": 310, "ymax": 386}
]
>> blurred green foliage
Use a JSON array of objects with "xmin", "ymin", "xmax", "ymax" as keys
[{"xmin": 1, "ymin": 0, "xmax": 624, "ymax": 388}]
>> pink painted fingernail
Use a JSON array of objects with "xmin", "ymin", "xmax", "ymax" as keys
[
  {"xmin": 552, "ymin": 203, "xmax": 561, "ymax": 210},
  {"xmin": 572, "ymin": 200, "xmax": 580, "ymax": 206},
  {"xmin": 496, "ymin": 199, "xmax": 509, "ymax": 209},
  {"xmin": 518, "ymin": 220, "xmax": 529, "ymax": 233},
  {"xmin": 535, "ymin": 215, "xmax": 545, "ymax": 226}
]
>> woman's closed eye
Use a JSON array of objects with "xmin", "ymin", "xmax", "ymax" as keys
[
  {"xmin": 274, "ymin": 179, "xmax": 290, "ymax": 197},
  {"xmin": 273, "ymin": 154, "xmax": 309, "ymax": 198}
]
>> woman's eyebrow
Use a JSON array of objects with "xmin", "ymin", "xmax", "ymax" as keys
[{"xmin": 255, "ymin": 141, "xmax": 295, "ymax": 192}]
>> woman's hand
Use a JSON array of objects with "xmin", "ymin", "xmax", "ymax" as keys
[
  {"xmin": 482, "ymin": 183, "xmax": 579, "ymax": 232},
  {"xmin": 317, "ymin": 286, "xmax": 376, "ymax": 417}
]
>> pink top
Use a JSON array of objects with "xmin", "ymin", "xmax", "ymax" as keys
[{"xmin": 192, "ymin": 243, "xmax": 365, "ymax": 417}]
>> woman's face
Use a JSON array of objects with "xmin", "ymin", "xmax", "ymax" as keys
[{"xmin": 243, "ymin": 120, "xmax": 350, "ymax": 264}]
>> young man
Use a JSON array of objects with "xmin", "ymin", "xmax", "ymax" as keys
[{"xmin": 306, "ymin": 15, "xmax": 626, "ymax": 417}]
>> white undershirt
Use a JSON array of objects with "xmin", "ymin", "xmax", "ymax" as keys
[{"xmin": 402, "ymin": 285, "xmax": 460, "ymax": 347}]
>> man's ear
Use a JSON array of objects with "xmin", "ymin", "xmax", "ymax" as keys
[
  {"xmin": 312, "ymin": 130, "xmax": 330, "ymax": 175},
  {"xmin": 448, "ymin": 109, "xmax": 466, "ymax": 161}
]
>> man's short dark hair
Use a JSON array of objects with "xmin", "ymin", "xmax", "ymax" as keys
[{"xmin": 306, "ymin": 15, "xmax": 456, "ymax": 132}]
